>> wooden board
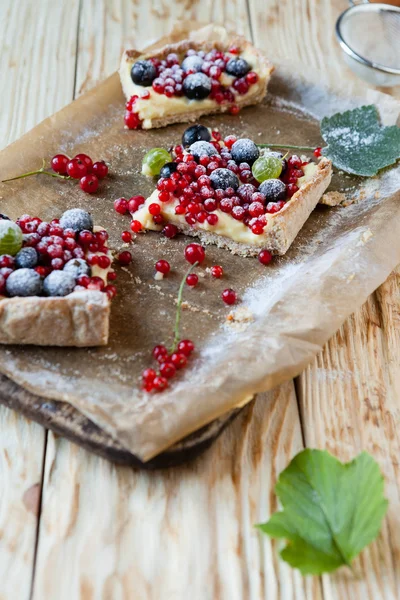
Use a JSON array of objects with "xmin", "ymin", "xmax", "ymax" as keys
[{"xmin": 0, "ymin": 1, "xmax": 399, "ymax": 599}]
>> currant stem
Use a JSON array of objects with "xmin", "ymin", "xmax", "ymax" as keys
[
  {"xmin": 2, "ymin": 160, "xmax": 71, "ymax": 183},
  {"xmin": 170, "ymin": 261, "xmax": 199, "ymax": 354},
  {"xmin": 257, "ymin": 143, "xmax": 317, "ymax": 151}
]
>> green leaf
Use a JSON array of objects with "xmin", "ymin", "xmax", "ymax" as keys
[
  {"xmin": 321, "ymin": 105, "xmax": 400, "ymax": 176},
  {"xmin": 256, "ymin": 449, "xmax": 388, "ymax": 575}
]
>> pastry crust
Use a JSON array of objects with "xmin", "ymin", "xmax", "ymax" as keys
[
  {"xmin": 0, "ymin": 291, "xmax": 110, "ymax": 347},
  {"xmin": 119, "ymin": 26, "xmax": 274, "ymax": 130}
]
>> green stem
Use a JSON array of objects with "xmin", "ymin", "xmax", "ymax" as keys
[
  {"xmin": 170, "ymin": 261, "xmax": 199, "ymax": 354},
  {"xmin": 2, "ymin": 160, "xmax": 71, "ymax": 183},
  {"xmin": 257, "ymin": 143, "xmax": 317, "ymax": 151}
]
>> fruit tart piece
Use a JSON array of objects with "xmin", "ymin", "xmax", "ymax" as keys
[
  {"xmin": 119, "ymin": 25, "xmax": 273, "ymax": 130},
  {"xmin": 130, "ymin": 126, "xmax": 333, "ymax": 256},
  {"xmin": 0, "ymin": 209, "xmax": 117, "ymax": 346}
]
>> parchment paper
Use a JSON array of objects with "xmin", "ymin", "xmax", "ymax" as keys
[{"xmin": 0, "ymin": 26, "xmax": 399, "ymax": 461}]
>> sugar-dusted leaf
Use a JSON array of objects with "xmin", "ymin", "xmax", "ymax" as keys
[
  {"xmin": 256, "ymin": 449, "xmax": 388, "ymax": 575},
  {"xmin": 321, "ymin": 105, "xmax": 400, "ymax": 176}
]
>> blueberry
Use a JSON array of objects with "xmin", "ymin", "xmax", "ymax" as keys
[
  {"xmin": 210, "ymin": 168, "xmax": 240, "ymax": 191},
  {"xmin": 15, "ymin": 247, "xmax": 38, "ymax": 269},
  {"xmin": 130, "ymin": 60, "xmax": 157, "ymax": 87},
  {"xmin": 181, "ymin": 55, "xmax": 204, "ymax": 73},
  {"xmin": 225, "ymin": 58, "xmax": 251, "ymax": 77},
  {"xmin": 258, "ymin": 179, "xmax": 287, "ymax": 202},
  {"xmin": 159, "ymin": 162, "xmax": 178, "ymax": 179},
  {"xmin": 231, "ymin": 139, "xmax": 260, "ymax": 165},
  {"xmin": 183, "ymin": 73, "xmax": 212, "ymax": 100},
  {"xmin": 63, "ymin": 258, "xmax": 91, "ymax": 278},
  {"xmin": 60, "ymin": 209, "xmax": 93, "ymax": 233},
  {"xmin": 182, "ymin": 124, "xmax": 211, "ymax": 147},
  {"xmin": 43, "ymin": 271, "xmax": 76, "ymax": 297},
  {"xmin": 189, "ymin": 141, "xmax": 218, "ymax": 160},
  {"xmin": 6, "ymin": 268, "xmax": 42, "ymax": 297}
]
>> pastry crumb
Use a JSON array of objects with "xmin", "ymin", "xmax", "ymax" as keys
[
  {"xmin": 320, "ymin": 191, "xmax": 346, "ymax": 207},
  {"xmin": 357, "ymin": 229, "xmax": 373, "ymax": 246},
  {"xmin": 347, "ymin": 273, "xmax": 355, "ymax": 283},
  {"xmin": 225, "ymin": 306, "xmax": 254, "ymax": 332}
]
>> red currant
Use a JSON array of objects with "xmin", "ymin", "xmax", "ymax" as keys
[
  {"xmin": 104, "ymin": 284, "xmax": 117, "ymax": 299},
  {"xmin": 171, "ymin": 353, "xmax": 187, "ymax": 369},
  {"xmin": 92, "ymin": 161, "xmax": 108, "ymax": 178},
  {"xmin": 121, "ymin": 231, "xmax": 132, "ymax": 243},
  {"xmin": 152, "ymin": 376, "xmax": 168, "ymax": 392},
  {"xmin": 155, "ymin": 259, "xmax": 170, "ymax": 275},
  {"xmin": 148, "ymin": 203, "xmax": 161, "ymax": 216},
  {"xmin": 313, "ymin": 147, "xmax": 322, "ymax": 158},
  {"xmin": 177, "ymin": 339, "xmax": 194, "ymax": 356},
  {"xmin": 130, "ymin": 220, "xmax": 142, "ymax": 233},
  {"xmin": 142, "ymin": 368, "xmax": 156, "ymax": 382},
  {"xmin": 184, "ymin": 243, "xmax": 205, "ymax": 265},
  {"xmin": 251, "ymin": 222, "xmax": 264, "ymax": 235},
  {"xmin": 87, "ymin": 276, "xmax": 105, "ymax": 291},
  {"xmin": 162, "ymin": 224, "xmax": 178, "ymax": 238},
  {"xmin": 124, "ymin": 111, "xmax": 141, "ymax": 129},
  {"xmin": 51, "ymin": 257, "xmax": 64, "ymax": 270},
  {"xmin": 114, "ymin": 198, "xmax": 128, "ymax": 215},
  {"xmin": 128, "ymin": 196, "xmax": 145, "ymax": 212},
  {"xmin": 78, "ymin": 230, "xmax": 93, "ymax": 245},
  {"xmin": 159, "ymin": 361, "xmax": 176, "ymax": 379},
  {"xmin": 97, "ymin": 255, "xmax": 111, "ymax": 269},
  {"xmin": 77, "ymin": 275, "xmax": 90, "ymax": 287},
  {"xmin": 51, "ymin": 154, "xmax": 69, "ymax": 174},
  {"xmin": 66, "ymin": 158, "xmax": 87, "ymax": 179},
  {"xmin": 258, "ymin": 249, "xmax": 273, "ymax": 265},
  {"xmin": 80, "ymin": 174, "xmax": 99, "ymax": 193},
  {"xmin": 229, "ymin": 105, "xmax": 240, "ymax": 115},
  {"xmin": 74, "ymin": 153, "xmax": 93, "ymax": 172},
  {"xmin": 186, "ymin": 273, "xmax": 198, "ymax": 287},
  {"xmin": 221, "ymin": 288, "xmax": 237, "ymax": 305},
  {"xmin": 118, "ymin": 251, "xmax": 132, "ymax": 265},
  {"xmin": 211, "ymin": 265, "xmax": 223, "ymax": 278},
  {"xmin": 153, "ymin": 345, "xmax": 168, "ymax": 361}
]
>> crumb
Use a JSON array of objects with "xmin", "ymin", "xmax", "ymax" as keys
[
  {"xmin": 347, "ymin": 273, "xmax": 355, "ymax": 283},
  {"xmin": 320, "ymin": 191, "xmax": 346, "ymax": 207},
  {"xmin": 225, "ymin": 306, "xmax": 254, "ymax": 332},
  {"xmin": 374, "ymin": 191, "xmax": 381, "ymax": 199},
  {"xmin": 357, "ymin": 229, "xmax": 373, "ymax": 246},
  {"xmin": 154, "ymin": 271, "xmax": 164, "ymax": 281}
]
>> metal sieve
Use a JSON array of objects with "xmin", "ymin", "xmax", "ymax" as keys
[{"xmin": 336, "ymin": 1, "xmax": 400, "ymax": 87}]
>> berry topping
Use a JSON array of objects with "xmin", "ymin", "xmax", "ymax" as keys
[
  {"xmin": 225, "ymin": 57, "xmax": 251, "ymax": 77},
  {"xmin": 142, "ymin": 148, "xmax": 172, "ymax": 177},
  {"xmin": 128, "ymin": 196, "xmax": 145, "ymax": 212},
  {"xmin": 314, "ymin": 147, "xmax": 322, "ymax": 158},
  {"xmin": 15, "ymin": 247, "xmax": 38, "ymax": 269},
  {"xmin": 181, "ymin": 55, "xmax": 204, "ymax": 73},
  {"xmin": 6, "ymin": 268, "xmax": 43, "ymax": 297},
  {"xmin": 258, "ymin": 179, "xmax": 287, "ymax": 202},
  {"xmin": 184, "ymin": 243, "xmax": 205, "ymax": 265},
  {"xmin": 258, "ymin": 249, "xmax": 273, "ymax": 265},
  {"xmin": 63, "ymin": 258, "xmax": 91, "ymax": 278},
  {"xmin": 162, "ymin": 224, "xmax": 179, "ymax": 238},
  {"xmin": 183, "ymin": 73, "xmax": 212, "ymax": 100},
  {"xmin": 43, "ymin": 270, "xmax": 76, "ymax": 297},
  {"xmin": 182, "ymin": 124, "xmax": 211, "ymax": 147},
  {"xmin": 131, "ymin": 60, "xmax": 157, "ymax": 86},
  {"xmin": 51, "ymin": 154, "xmax": 69, "ymax": 174},
  {"xmin": 231, "ymin": 138, "xmax": 260, "ymax": 165},
  {"xmin": 155, "ymin": 259, "xmax": 170, "ymax": 275},
  {"xmin": 252, "ymin": 153, "xmax": 283, "ymax": 182},
  {"xmin": 189, "ymin": 140, "xmax": 218, "ymax": 160},
  {"xmin": 60, "ymin": 209, "xmax": 93, "ymax": 233},
  {"xmin": 177, "ymin": 339, "xmax": 194, "ymax": 355},
  {"xmin": 0, "ymin": 221, "xmax": 23, "ymax": 256},
  {"xmin": 159, "ymin": 162, "xmax": 178, "ymax": 179},
  {"xmin": 210, "ymin": 168, "xmax": 239, "ymax": 191},
  {"xmin": 221, "ymin": 288, "xmax": 237, "ymax": 305}
]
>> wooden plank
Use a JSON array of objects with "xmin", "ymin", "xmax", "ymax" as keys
[
  {"xmin": 0, "ymin": 1, "xmax": 80, "ymax": 598},
  {"xmin": 32, "ymin": 384, "xmax": 322, "ymax": 600},
  {"xmin": 75, "ymin": 0, "xmax": 252, "ymax": 96},
  {"xmin": 297, "ymin": 270, "xmax": 400, "ymax": 599}
]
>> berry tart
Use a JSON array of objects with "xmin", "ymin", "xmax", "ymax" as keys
[
  {"xmin": 0, "ymin": 209, "xmax": 116, "ymax": 346},
  {"xmin": 129, "ymin": 126, "xmax": 333, "ymax": 256},
  {"xmin": 119, "ymin": 25, "xmax": 273, "ymax": 130}
]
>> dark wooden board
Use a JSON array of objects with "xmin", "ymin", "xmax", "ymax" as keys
[{"xmin": 0, "ymin": 373, "xmax": 242, "ymax": 468}]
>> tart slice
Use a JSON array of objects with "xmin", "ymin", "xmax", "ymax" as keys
[
  {"xmin": 0, "ymin": 209, "xmax": 117, "ymax": 347},
  {"xmin": 130, "ymin": 126, "xmax": 333, "ymax": 256},
  {"xmin": 119, "ymin": 25, "xmax": 273, "ymax": 130}
]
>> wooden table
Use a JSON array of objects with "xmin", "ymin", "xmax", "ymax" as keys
[{"xmin": 1, "ymin": 1, "xmax": 399, "ymax": 598}]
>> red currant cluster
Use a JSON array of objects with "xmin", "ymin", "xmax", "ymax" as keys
[
  {"xmin": 142, "ymin": 339, "xmax": 195, "ymax": 392},
  {"xmin": 51, "ymin": 153, "xmax": 108, "ymax": 193},
  {"xmin": 2, "ymin": 215, "xmax": 116, "ymax": 298}
]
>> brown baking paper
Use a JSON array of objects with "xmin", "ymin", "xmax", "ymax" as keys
[{"xmin": 0, "ymin": 25, "xmax": 399, "ymax": 461}]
